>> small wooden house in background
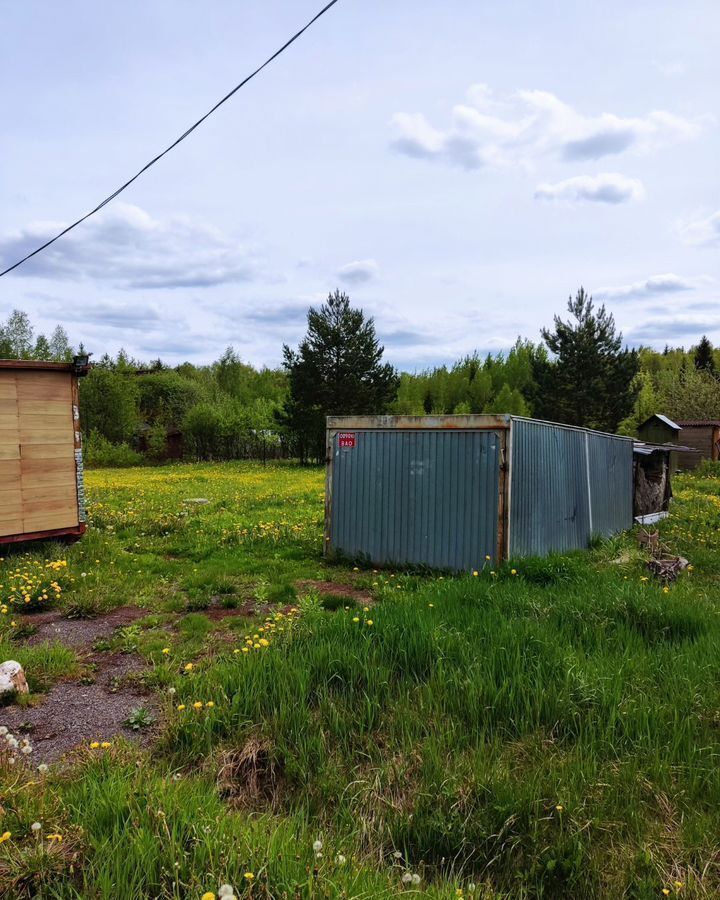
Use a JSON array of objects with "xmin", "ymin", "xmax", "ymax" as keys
[
  {"xmin": 675, "ymin": 420, "xmax": 720, "ymax": 470},
  {"xmin": 0, "ymin": 357, "xmax": 90, "ymax": 545}
]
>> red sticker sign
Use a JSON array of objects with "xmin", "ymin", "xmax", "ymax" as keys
[{"xmin": 338, "ymin": 432, "xmax": 356, "ymax": 449}]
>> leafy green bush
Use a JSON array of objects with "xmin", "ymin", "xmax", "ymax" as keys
[{"xmin": 84, "ymin": 430, "xmax": 143, "ymax": 468}]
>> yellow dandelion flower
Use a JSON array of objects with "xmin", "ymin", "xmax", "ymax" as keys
[
  {"xmin": 206, "ymin": 701, "xmax": 215, "ymax": 708},
  {"xmin": 244, "ymin": 872, "xmax": 255, "ymax": 881},
  {"xmin": 176, "ymin": 704, "xmax": 186, "ymax": 711},
  {"xmin": 352, "ymin": 617, "xmax": 360, "ymax": 623},
  {"xmin": 366, "ymin": 619, "xmax": 374, "ymax": 626},
  {"xmin": 162, "ymin": 648, "xmax": 170, "ymax": 655},
  {"xmin": 89, "ymin": 741, "xmax": 100, "ymax": 749},
  {"xmin": 201, "ymin": 893, "xmax": 216, "ymax": 900},
  {"xmin": 0, "ymin": 831, "xmax": 10, "ymax": 844},
  {"xmin": 192, "ymin": 701, "xmax": 203, "ymax": 710}
]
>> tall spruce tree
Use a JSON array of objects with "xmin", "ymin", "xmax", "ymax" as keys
[
  {"xmin": 694, "ymin": 335, "xmax": 716, "ymax": 376},
  {"xmin": 279, "ymin": 289, "xmax": 398, "ymax": 461},
  {"xmin": 532, "ymin": 288, "xmax": 639, "ymax": 432}
]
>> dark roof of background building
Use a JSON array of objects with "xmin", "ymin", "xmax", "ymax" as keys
[
  {"xmin": 638, "ymin": 414, "xmax": 681, "ymax": 431},
  {"xmin": 677, "ymin": 420, "xmax": 720, "ymax": 427}
]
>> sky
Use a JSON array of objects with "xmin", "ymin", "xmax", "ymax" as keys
[{"xmin": 1, "ymin": 0, "xmax": 718, "ymax": 370}]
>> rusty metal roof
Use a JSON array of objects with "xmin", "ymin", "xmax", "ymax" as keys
[
  {"xmin": 0, "ymin": 359, "xmax": 74, "ymax": 371},
  {"xmin": 676, "ymin": 420, "xmax": 720, "ymax": 427}
]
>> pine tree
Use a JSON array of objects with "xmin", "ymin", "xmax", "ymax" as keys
[
  {"xmin": 532, "ymin": 288, "xmax": 639, "ymax": 432},
  {"xmin": 279, "ymin": 289, "xmax": 398, "ymax": 461},
  {"xmin": 694, "ymin": 335, "xmax": 716, "ymax": 376}
]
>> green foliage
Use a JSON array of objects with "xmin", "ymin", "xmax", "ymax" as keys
[
  {"xmin": 137, "ymin": 371, "xmax": 202, "ymax": 428},
  {"xmin": 694, "ymin": 335, "xmax": 716, "ymax": 375},
  {"xmin": 80, "ymin": 367, "xmax": 140, "ymax": 444},
  {"xmin": 0, "ymin": 310, "xmax": 73, "ymax": 360},
  {"xmin": 392, "ymin": 341, "xmax": 543, "ymax": 417},
  {"xmin": 84, "ymin": 430, "xmax": 143, "ymax": 468},
  {"xmin": 280, "ymin": 290, "xmax": 399, "ymax": 461},
  {"xmin": 532, "ymin": 287, "xmax": 639, "ymax": 431}
]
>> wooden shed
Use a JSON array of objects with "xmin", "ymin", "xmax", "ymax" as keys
[
  {"xmin": 0, "ymin": 358, "xmax": 90, "ymax": 544},
  {"xmin": 675, "ymin": 420, "xmax": 720, "ymax": 470}
]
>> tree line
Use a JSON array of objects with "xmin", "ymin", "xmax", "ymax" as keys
[{"xmin": 1, "ymin": 292, "xmax": 719, "ymax": 465}]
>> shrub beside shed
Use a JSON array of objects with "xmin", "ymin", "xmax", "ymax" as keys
[
  {"xmin": 325, "ymin": 415, "xmax": 633, "ymax": 570},
  {"xmin": 0, "ymin": 359, "xmax": 89, "ymax": 544}
]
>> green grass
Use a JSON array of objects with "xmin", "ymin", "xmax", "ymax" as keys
[{"xmin": 0, "ymin": 463, "xmax": 719, "ymax": 897}]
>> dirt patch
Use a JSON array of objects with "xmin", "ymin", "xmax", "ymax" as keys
[
  {"xmin": 296, "ymin": 580, "xmax": 374, "ymax": 605},
  {"xmin": 0, "ymin": 652, "xmax": 157, "ymax": 763},
  {"xmin": 21, "ymin": 605, "xmax": 145, "ymax": 648},
  {"xmin": 204, "ymin": 601, "xmax": 257, "ymax": 621}
]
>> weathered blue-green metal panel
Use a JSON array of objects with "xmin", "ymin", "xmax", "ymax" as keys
[
  {"xmin": 509, "ymin": 419, "xmax": 590, "ymax": 556},
  {"xmin": 509, "ymin": 419, "xmax": 633, "ymax": 556},
  {"xmin": 587, "ymin": 431, "xmax": 633, "ymax": 536},
  {"xmin": 330, "ymin": 429, "xmax": 500, "ymax": 570}
]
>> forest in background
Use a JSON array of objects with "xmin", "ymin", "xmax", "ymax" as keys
[{"xmin": 1, "ymin": 302, "xmax": 719, "ymax": 465}]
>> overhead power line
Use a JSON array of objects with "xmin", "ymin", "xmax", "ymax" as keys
[{"xmin": 0, "ymin": 0, "xmax": 341, "ymax": 279}]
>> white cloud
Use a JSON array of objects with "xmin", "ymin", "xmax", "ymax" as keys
[
  {"xmin": 0, "ymin": 203, "xmax": 266, "ymax": 289},
  {"xmin": 534, "ymin": 173, "xmax": 644, "ymax": 204},
  {"xmin": 654, "ymin": 60, "xmax": 686, "ymax": 77},
  {"xmin": 391, "ymin": 84, "xmax": 704, "ymax": 171},
  {"xmin": 337, "ymin": 259, "xmax": 379, "ymax": 285},
  {"xmin": 679, "ymin": 209, "xmax": 720, "ymax": 247},
  {"xmin": 596, "ymin": 273, "xmax": 699, "ymax": 301}
]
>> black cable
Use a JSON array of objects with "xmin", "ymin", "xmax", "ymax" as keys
[{"xmin": 0, "ymin": 0, "xmax": 342, "ymax": 279}]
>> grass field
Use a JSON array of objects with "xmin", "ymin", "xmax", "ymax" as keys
[{"xmin": 1, "ymin": 461, "xmax": 720, "ymax": 898}]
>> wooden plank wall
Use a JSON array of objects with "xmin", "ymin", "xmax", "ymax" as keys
[{"xmin": 0, "ymin": 371, "xmax": 79, "ymax": 538}]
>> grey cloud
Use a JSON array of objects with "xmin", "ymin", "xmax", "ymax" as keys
[
  {"xmin": 562, "ymin": 129, "xmax": 636, "ymax": 160},
  {"xmin": 337, "ymin": 259, "xmax": 379, "ymax": 285},
  {"xmin": 0, "ymin": 203, "xmax": 265, "ymax": 289},
  {"xmin": 384, "ymin": 328, "xmax": 437, "ymax": 347},
  {"xmin": 679, "ymin": 210, "xmax": 720, "ymax": 247},
  {"xmin": 627, "ymin": 316, "xmax": 720, "ymax": 343},
  {"xmin": 535, "ymin": 173, "xmax": 643, "ymax": 204},
  {"xmin": 391, "ymin": 85, "xmax": 703, "ymax": 174},
  {"xmin": 597, "ymin": 273, "xmax": 697, "ymax": 301},
  {"xmin": 43, "ymin": 301, "xmax": 163, "ymax": 331}
]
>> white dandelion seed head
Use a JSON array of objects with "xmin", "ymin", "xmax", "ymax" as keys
[
  {"xmin": 411, "ymin": 873, "xmax": 421, "ymax": 885},
  {"xmin": 218, "ymin": 886, "xmax": 235, "ymax": 898},
  {"xmin": 393, "ymin": 850, "xmax": 403, "ymax": 859},
  {"xmin": 31, "ymin": 822, "xmax": 42, "ymax": 832},
  {"xmin": 313, "ymin": 839, "xmax": 323, "ymax": 852},
  {"xmin": 401, "ymin": 872, "xmax": 413, "ymax": 884},
  {"xmin": 0, "ymin": 726, "xmax": 7, "ymax": 736},
  {"xmin": 8, "ymin": 757, "xmax": 15, "ymax": 765},
  {"xmin": 167, "ymin": 687, "xmax": 176, "ymax": 695},
  {"xmin": 38, "ymin": 763, "xmax": 49, "ymax": 774},
  {"xmin": 336, "ymin": 854, "xmax": 346, "ymax": 865},
  {"xmin": 21, "ymin": 745, "xmax": 32, "ymax": 755},
  {"xmin": 7, "ymin": 737, "xmax": 19, "ymax": 749}
]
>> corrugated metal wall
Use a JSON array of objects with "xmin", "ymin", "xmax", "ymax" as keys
[
  {"xmin": 330, "ymin": 429, "xmax": 500, "ymax": 569},
  {"xmin": 508, "ymin": 419, "xmax": 632, "ymax": 557},
  {"xmin": 587, "ymin": 431, "xmax": 633, "ymax": 536}
]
